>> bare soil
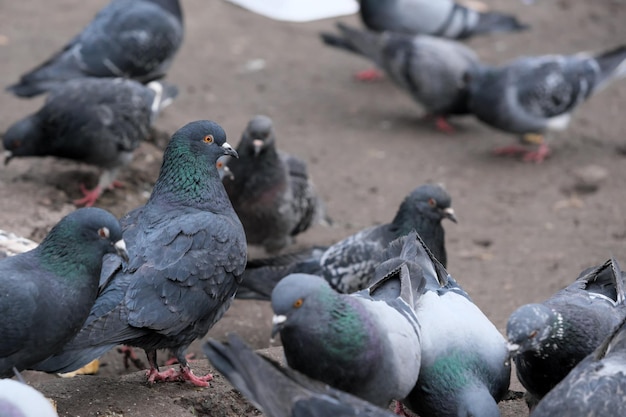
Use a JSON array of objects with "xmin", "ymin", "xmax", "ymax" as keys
[{"xmin": 2, "ymin": 0, "xmax": 626, "ymax": 416}]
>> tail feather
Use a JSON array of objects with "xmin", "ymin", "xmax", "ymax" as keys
[
  {"xmin": 472, "ymin": 11, "xmax": 530, "ymax": 37},
  {"xmin": 594, "ymin": 45, "xmax": 626, "ymax": 86},
  {"xmin": 321, "ymin": 23, "xmax": 385, "ymax": 65},
  {"xmin": 31, "ymin": 345, "xmax": 115, "ymax": 374}
]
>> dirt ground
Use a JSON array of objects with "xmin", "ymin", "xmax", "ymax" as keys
[{"xmin": 2, "ymin": 0, "xmax": 626, "ymax": 416}]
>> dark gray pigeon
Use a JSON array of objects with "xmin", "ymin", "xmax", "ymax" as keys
[
  {"xmin": 203, "ymin": 334, "xmax": 398, "ymax": 417},
  {"xmin": 359, "ymin": 0, "xmax": 528, "ymax": 39},
  {"xmin": 3, "ymin": 77, "xmax": 177, "ymax": 207},
  {"xmin": 401, "ymin": 232, "xmax": 510, "ymax": 417},
  {"xmin": 32, "ymin": 120, "xmax": 247, "ymax": 387},
  {"xmin": 0, "ymin": 379, "xmax": 59, "ymax": 417},
  {"xmin": 270, "ymin": 233, "xmax": 424, "ymax": 408},
  {"xmin": 321, "ymin": 23, "xmax": 482, "ymax": 132},
  {"xmin": 7, "ymin": 0, "xmax": 183, "ymax": 97},
  {"xmin": 0, "ymin": 207, "xmax": 127, "ymax": 377},
  {"xmin": 237, "ymin": 183, "xmax": 456, "ymax": 300},
  {"xmin": 223, "ymin": 115, "xmax": 330, "ymax": 253},
  {"xmin": 530, "ymin": 313, "xmax": 626, "ymax": 417},
  {"xmin": 507, "ymin": 258, "xmax": 626, "ymax": 409},
  {"xmin": 466, "ymin": 45, "xmax": 626, "ymax": 162}
]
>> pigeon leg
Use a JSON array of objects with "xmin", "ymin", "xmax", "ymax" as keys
[
  {"xmin": 164, "ymin": 352, "xmax": 196, "ymax": 366},
  {"xmin": 74, "ymin": 167, "xmax": 121, "ymax": 207},
  {"xmin": 492, "ymin": 144, "xmax": 530, "ymax": 156},
  {"xmin": 117, "ymin": 346, "xmax": 146, "ymax": 370},
  {"xmin": 354, "ymin": 68, "xmax": 384, "ymax": 82}
]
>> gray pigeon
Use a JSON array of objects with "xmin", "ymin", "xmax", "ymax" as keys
[
  {"xmin": 237, "ymin": 183, "xmax": 456, "ymax": 300},
  {"xmin": 321, "ymin": 23, "xmax": 482, "ymax": 132},
  {"xmin": 270, "ymin": 233, "xmax": 424, "ymax": 408},
  {"xmin": 7, "ymin": 0, "xmax": 183, "ymax": 97},
  {"xmin": 0, "ymin": 207, "xmax": 127, "ymax": 377},
  {"xmin": 359, "ymin": 0, "xmax": 528, "ymax": 39},
  {"xmin": 401, "ymin": 232, "xmax": 511, "ymax": 417},
  {"xmin": 224, "ymin": 115, "xmax": 329, "ymax": 253},
  {"xmin": 32, "ymin": 120, "xmax": 247, "ymax": 387},
  {"xmin": 466, "ymin": 45, "xmax": 626, "ymax": 162},
  {"xmin": 0, "ymin": 379, "xmax": 59, "ymax": 417},
  {"xmin": 203, "ymin": 334, "xmax": 398, "ymax": 417},
  {"xmin": 3, "ymin": 77, "xmax": 177, "ymax": 207},
  {"xmin": 507, "ymin": 258, "xmax": 626, "ymax": 409},
  {"xmin": 530, "ymin": 313, "xmax": 626, "ymax": 417}
]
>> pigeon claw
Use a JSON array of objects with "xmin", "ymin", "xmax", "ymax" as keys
[
  {"xmin": 434, "ymin": 116, "xmax": 456, "ymax": 134},
  {"xmin": 354, "ymin": 68, "xmax": 384, "ymax": 82},
  {"xmin": 74, "ymin": 184, "xmax": 104, "ymax": 207},
  {"xmin": 145, "ymin": 365, "xmax": 213, "ymax": 387},
  {"xmin": 117, "ymin": 346, "xmax": 146, "ymax": 370},
  {"xmin": 492, "ymin": 143, "xmax": 551, "ymax": 163}
]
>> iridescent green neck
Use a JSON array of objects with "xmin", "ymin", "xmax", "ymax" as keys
[
  {"xmin": 151, "ymin": 140, "xmax": 230, "ymax": 211},
  {"xmin": 38, "ymin": 230, "xmax": 101, "ymax": 282}
]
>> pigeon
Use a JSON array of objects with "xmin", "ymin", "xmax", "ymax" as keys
[
  {"xmin": 506, "ymin": 258, "xmax": 626, "ymax": 409},
  {"xmin": 270, "ymin": 232, "xmax": 424, "ymax": 408},
  {"xmin": 237, "ymin": 183, "xmax": 456, "ymax": 300},
  {"xmin": 359, "ymin": 0, "xmax": 529, "ymax": 40},
  {"xmin": 203, "ymin": 334, "xmax": 398, "ymax": 417},
  {"xmin": 401, "ymin": 232, "xmax": 511, "ymax": 417},
  {"xmin": 530, "ymin": 313, "xmax": 626, "ymax": 417},
  {"xmin": 32, "ymin": 120, "xmax": 247, "ymax": 387},
  {"xmin": 0, "ymin": 207, "xmax": 127, "ymax": 377},
  {"xmin": 466, "ymin": 45, "xmax": 626, "ymax": 162},
  {"xmin": 216, "ymin": 155, "xmax": 234, "ymax": 181},
  {"xmin": 321, "ymin": 23, "xmax": 482, "ymax": 132},
  {"xmin": 0, "ymin": 379, "xmax": 59, "ymax": 417},
  {"xmin": 7, "ymin": 0, "xmax": 183, "ymax": 97},
  {"xmin": 3, "ymin": 77, "xmax": 178, "ymax": 207},
  {"xmin": 223, "ymin": 115, "xmax": 329, "ymax": 253}
]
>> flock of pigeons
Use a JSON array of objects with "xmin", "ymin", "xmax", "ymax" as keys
[{"xmin": 1, "ymin": 0, "xmax": 626, "ymax": 417}]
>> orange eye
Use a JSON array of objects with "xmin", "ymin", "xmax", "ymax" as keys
[
  {"xmin": 293, "ymin": 298, "xmax": 303, "ymax": 308},
  {"xmin": 98, "ymin": 227, "xmax": 110, "ymax": 239},
  {"xmin": 428, "ymin": 198, "xmax": 436, "ymax": 207},
  {"xmin": 216, "ymin": 161, "xmax": 223, "ymax": 168},
  {"xmin": 203, "ymin": 135, "xmax": 214, "ymax": 143}
]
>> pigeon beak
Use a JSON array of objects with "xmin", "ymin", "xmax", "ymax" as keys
[
  {"xmin": 442, "ymin": 207, "xmax": 457, "ymax": 223},
  {"xmin": 271, "ymin": 314, "xmax": 287, "ymax": 338},
  {"xmin": 114, "ymin": 239, "xmax": 129, "ymax": 263},
  {"xmin": 252, "ymin": 139, "xmax": 263, "ymax": 157},
  {"xmin": 4, "ymin": 150, "xmax": 13, "ymax": 166},
  {"xmin": 506, "ymin": 342, "xmax": 520, "ymax": 356},
  {"xmin": 221, "ymin": 142, "xmax": 238, "ymax": 159}
]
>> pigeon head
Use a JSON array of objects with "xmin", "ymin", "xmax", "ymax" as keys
[
  {"xmin": 270, "ymin": 273, "xmax": 333, "ymax": 337},
  {"xmin": 2, "ymin": 116, "xmax": 43, "ymax": 164},
  {"xmin": 506, "ymin": 303, "xmax": 558, "ymax": 356},
  {"xmin": 39, "ymin": 207, "xmax": 128, "ymax": 277},
  {"xmin": 394, "ymin": 184, "xmax": 457, "ymax": 226},
  {"xmin": 241, "ymin": 115, "xmax": 276, "ymax": 157},
  {"xmin": 152, "ymin": 120, "xmax": 238, "ymax": 205}
]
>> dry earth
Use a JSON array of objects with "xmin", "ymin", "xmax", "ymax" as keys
[{"xmin": 2, "ymin": 0, "xmax": 626, "ymax": 416}]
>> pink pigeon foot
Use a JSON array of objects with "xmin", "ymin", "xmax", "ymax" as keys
[
  {"xmin": 117, "ymin": 346, "xmax": 146, "ymax": 370},
  {"xmin": 434, "ymin": 116, "xmax": 455, "ymax": 134},
  {"xmin": 74, "ymin": 184, "xmax": 104, "ymax": 207},
  {"xmin": 146, "ymin": 365, "xmax": 213, "ymax": 387},
  {"xmin": 354, "ymin": 68, "xmax": 384, "ymax": 82},
  {"xmin": 493, "ymin": 143, "xmax": 551, "ymax": 163}
]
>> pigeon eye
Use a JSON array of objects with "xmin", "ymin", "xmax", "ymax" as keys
[
  {"xmin": 203, "ymin": 135, "xmax": 214, "ymax": 144},
  {"xmin": 529, "ymin": 330, "xmax": 538, "ymax": 339},
  {"xmin": 98, "ymin": 227, "xmax": 110, "ymax": 239},
  {"xmin": 216, "ymin": 161, "xmax": 224, "ymax": 169},
  {"xmin": 293, "ymin": 298, "xmax": 304, "ymax": 308},
  {"xmin": 428, "ymin": 198, "xmax": 437, "ymax": 207}
]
